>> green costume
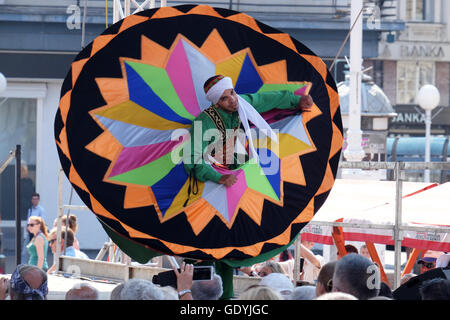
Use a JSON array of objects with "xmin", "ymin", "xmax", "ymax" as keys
[
  {"xmin": 183, "ymin": 90, "xmax": 301, "ymax": 299},
  {"xmin": 184, "ymin": 91, "xmax": 301, "ymax": 183}
]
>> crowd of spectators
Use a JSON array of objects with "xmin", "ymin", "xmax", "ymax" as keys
[
  {"xmin": 1, "ymin": 236, "xmax": 449, "ymax": 300},
  {"xmin": 0, "ymin": 250, "xmax": 449, "ymax": 300}
]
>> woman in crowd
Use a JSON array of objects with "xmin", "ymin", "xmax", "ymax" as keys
[
  {"xmin": 54, "ymin": 214, "xmax": 80, "ymax": 250},
  {"xmin": 26, "ymin": 216, "xmax": 49, "ymax": 271}
]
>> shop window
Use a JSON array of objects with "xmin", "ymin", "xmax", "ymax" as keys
[
  {"xmin": 0, "ymin": 98, "xmax": 37, "ymax": 221},
  {"xmin": 397, "ymin": 61, "xmax": 434, "ymax": 104}
]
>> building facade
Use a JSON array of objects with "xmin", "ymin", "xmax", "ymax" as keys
[
  {"xmin": 370, "ymin": 0, "xmax": 450, "ymax": 136},
  {"xmin": 0, "ymin": 0, "xmax": 403, "ymax": 252}
]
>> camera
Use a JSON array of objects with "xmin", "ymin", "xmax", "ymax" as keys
[{"xmin": 152, "ymin": 266, "xmax": 214, "ymax": 289}]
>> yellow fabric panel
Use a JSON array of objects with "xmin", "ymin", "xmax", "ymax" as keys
[
  {"xmin": 93, "ymin": 101, "xmax": 190, "ymax": 130},
  {"xmin": 278, "ymin": 133, "xmax": 312, "ymax": 158},
  {"xmin": 216, "ymin": 51, "xmax": 247, "ymax": 86},
  {"xmin": 162, "ymin": 179, "xmax": 205, "ymax": 220}
]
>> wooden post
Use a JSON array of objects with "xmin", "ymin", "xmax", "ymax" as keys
[
  {"xmin": 401, "ymin": 248, "xmax": 423, "ymax": 278},
  {"xmin": 365, "ymin": 242, "xmax": 390, "ymax": 287},
  {"xmin": 332, "ymin": 219, "xmax": 347, "ymax": 259}
]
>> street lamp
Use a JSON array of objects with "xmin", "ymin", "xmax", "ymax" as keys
[
  {"xmin": 416, "ymin": 84, "xmax": 440, "ymax": 183},
  {"xmin": 343, "ymin": 0, "xmax": 365, "ymax": 163}
]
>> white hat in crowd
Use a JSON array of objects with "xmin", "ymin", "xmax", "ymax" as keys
[{"xmin": 259, "ymin": 273, "xmax": 294, "ymax": 299}]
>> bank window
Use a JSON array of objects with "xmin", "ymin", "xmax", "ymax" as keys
[
  {"xmin": 406, "ymin": 0, "xmax": 425, "ymax": 21},
  {"xmin": 397, "ymin": 61, "xmax": 434, "ymax": 104}
]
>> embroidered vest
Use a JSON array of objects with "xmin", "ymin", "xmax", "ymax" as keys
[{"xmin": 203, "ymin": 106, "xmax": 243, "ymax": 165}]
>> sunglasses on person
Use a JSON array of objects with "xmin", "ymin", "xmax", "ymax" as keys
[
  {"xmin": 49, "ymin": 239, "xmax": 56, "ymax": 245},
  {"xmin": 27, "ymin": 223, "xmax": 39, "ymax": 227},
  {"xmin": 422, "ymin": 262, "xmax": 435, "ymax": 269}
]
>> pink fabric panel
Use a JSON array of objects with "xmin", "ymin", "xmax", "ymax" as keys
[
  {"xmin": 166, "ymin": 40, "xmax": 201, "ymax": 117},
  {"xmin": 110, "ymin": 138, "xmax": 183, "ymax": 177},
  {"xmin": 225, "ymin": 170, "xmax": 247, "ymax": 221}
]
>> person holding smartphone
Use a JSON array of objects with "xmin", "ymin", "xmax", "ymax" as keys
[
  {"xmin": 299, "ymin": 240, "xmax": 324, "ymax": 283},
  {"xmin": 173, "ymin": 262, "xmax": 194, "ymax": 300}
]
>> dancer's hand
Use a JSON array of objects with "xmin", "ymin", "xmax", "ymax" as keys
[
  {"xmin": 219, "ymin": 174, "xmax": 237, "ymax": 187},
  {"xmin": 299, "ymin": 94, "xmax": 313, "ymax": 111}
]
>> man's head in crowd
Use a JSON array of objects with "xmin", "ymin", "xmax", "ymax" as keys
[
  {"xmin": 332, "ymin": 253, "xmax": 380, "ymax": 300},
  {"xmin": 9, "ymin": 264, "xmax": 48, "ymax": 300},
  {"xmin": 316, "ymin": 261, "xmax": 337, "ymax": 297},
  {"xmin": 419, "ymin": 278, "xmax": 450, "ymax": 300}
]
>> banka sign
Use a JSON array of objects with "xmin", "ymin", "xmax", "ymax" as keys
[
  {"xmin": 391, "ymin": 112, "xmax": 425, "ymax": 124},
  {"xmin": 401, "ymin": 45, "xmax": 445, "ymax": 58}
]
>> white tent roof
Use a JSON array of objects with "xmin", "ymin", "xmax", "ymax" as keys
[
  {"xmin": 312, "ymin": 179, "xmax": 442, "ymax": 224},
  {"xmin": 303, "ymin": 180, "xmax": 450, "ymax": 251}
]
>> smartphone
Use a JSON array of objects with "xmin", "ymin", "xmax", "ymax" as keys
[
  {"xmin": 299, "ymin": 258, "xmax": 305, "ymax": 273},
  {"xmin": 152, "ymin": 266, "xmax": 214, "ymax": 288},
  {"xmin": 191, "ymin": 266, "xmax": 214, "ymax": 281}
]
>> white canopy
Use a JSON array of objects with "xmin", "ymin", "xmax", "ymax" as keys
[{"xmin": 302, "ymin": 180, "xmax": 450, "ymax": 251}]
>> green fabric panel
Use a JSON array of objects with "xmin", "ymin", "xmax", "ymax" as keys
[
  {"xmin": 257, "ymin": 83, "xmax": 306, "ymax": 94},
  {"xmin": 98, "ymin": 218, "xmax": 161, "ymax": 264},
  {"xmin": 241, "ymin": 161, "xmax": 279, "ymax": 201},
  {"xmin": 109, "ymin": 144, "xmax": 184, "ymax": 186},
  {"xmin": 125, "ymin": 61, "xmax": 195, "ymax": 121},
  {"xmin": 240, "ymin": 90, "xmax": 301, "ymax": 113}
]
